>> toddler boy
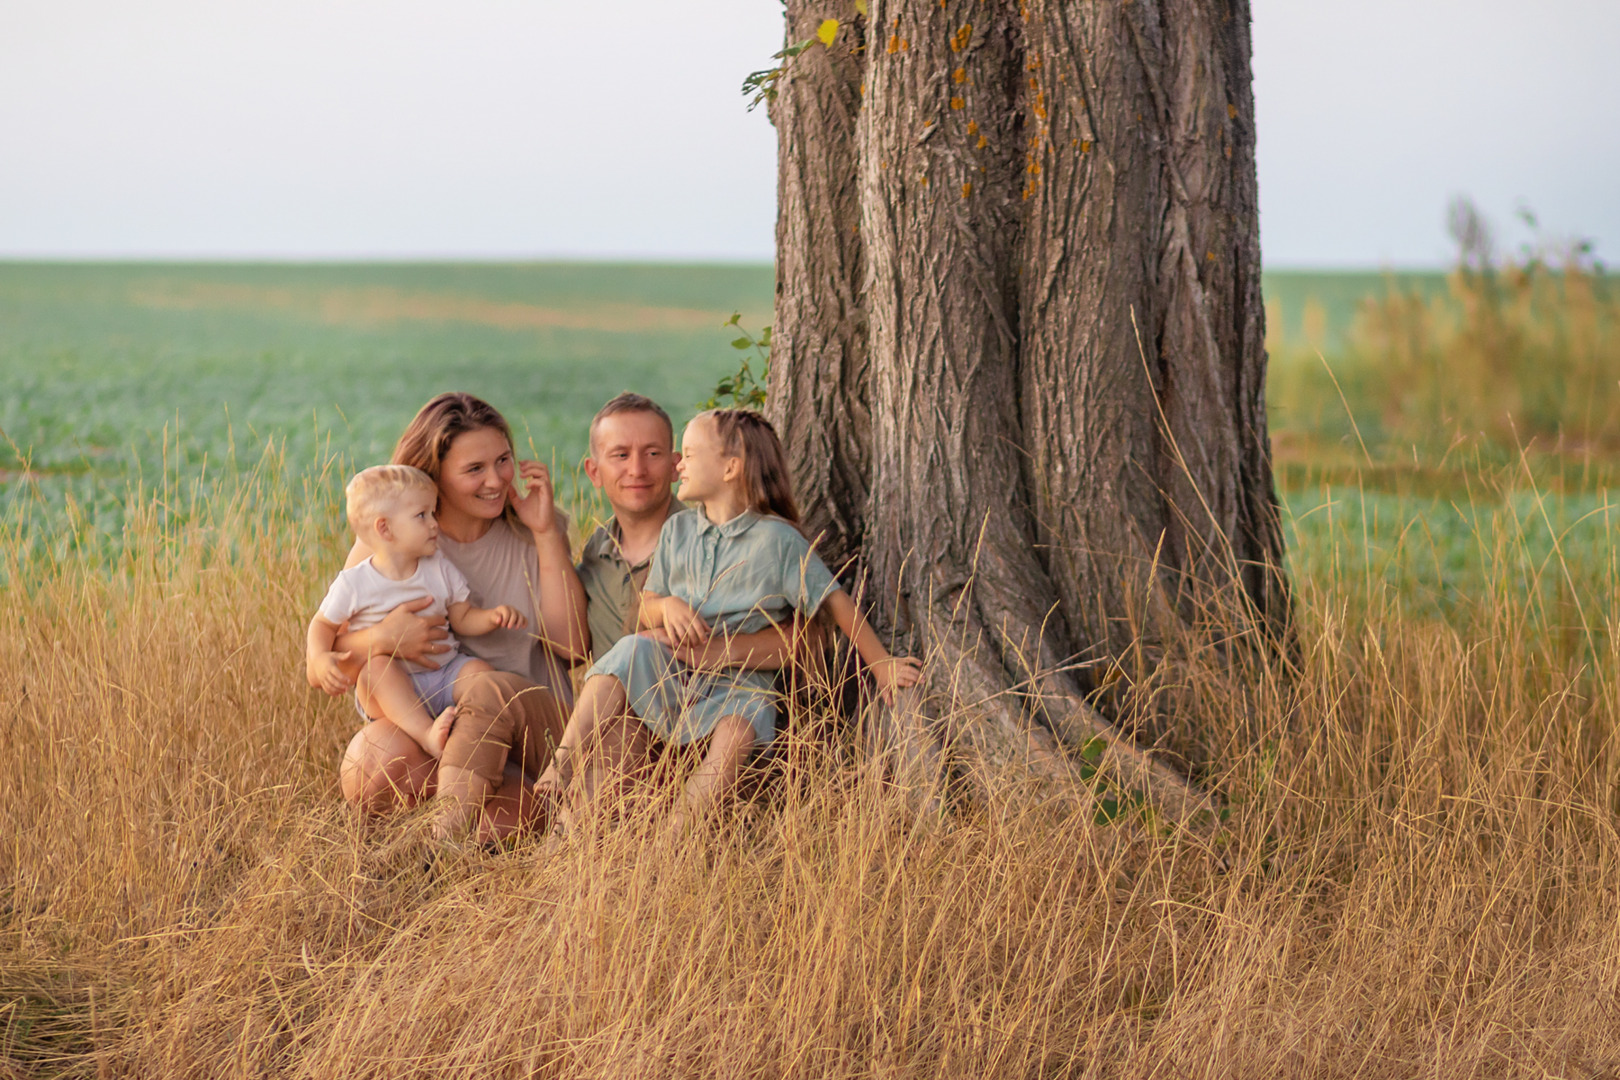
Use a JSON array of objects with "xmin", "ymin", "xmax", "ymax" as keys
[{"xmin": 306, "ymin": 465, "xmax": 526, "ymax": 760}]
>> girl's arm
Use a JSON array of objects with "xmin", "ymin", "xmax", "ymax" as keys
[
  {"xmin": 823, "ymin": 590, "xmax": 923, "ymax": 704},
  {"xmin": 639, "ymin": 591, "xmax": 710, "ymax": 647},
  {"xmin": 511, "ymin": 461, "xmax": 590, "ymax": 663}
]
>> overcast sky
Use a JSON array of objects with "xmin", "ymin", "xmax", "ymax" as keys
[{"xmin": 2, "ymin": 0, "xmax": 1614, "ymax": 266}]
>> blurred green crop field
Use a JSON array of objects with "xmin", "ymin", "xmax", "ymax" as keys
[
  {"xmin": 0, "ymin": 261, "xmax": 775, "ymax": 550},
  {"xmin": 3, "ymin": 261, "xmax": 1614, "ymax": 618}
]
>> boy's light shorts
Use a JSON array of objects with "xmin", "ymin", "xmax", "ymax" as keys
[{"xmin": 354, "ymin": 651, "xmax": 480, "ymax": 722}]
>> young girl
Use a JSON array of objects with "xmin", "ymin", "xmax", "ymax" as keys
[{"xmin": 535, "ymin": 408, "xmax": 922, "ymax": 827}]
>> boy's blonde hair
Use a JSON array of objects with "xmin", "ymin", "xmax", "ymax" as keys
[{"xmin": 344, "ymin": 464, "xmax": 436, "ymax": 539}]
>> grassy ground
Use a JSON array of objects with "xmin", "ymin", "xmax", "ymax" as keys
[{"xmin": 5, "ymin": 263, "xmax": 1620, "ymax": 1077}]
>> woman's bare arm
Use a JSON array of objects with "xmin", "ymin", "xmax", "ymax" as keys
[{"xmin": 531, "ymin": 509, "xmax": 590, "ymax": 663}]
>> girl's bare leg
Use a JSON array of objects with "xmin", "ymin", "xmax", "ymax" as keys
[
  {"xmin": 340, "ymin": 720, "xmax": 436, "ymax": 814},
  {"xmin": 582, "ymin": 709, "xmax": 655, "ymax": 808},
  {"xmin": 536, "ymin": 674, "xmax": 630, "ymax": 796},
  {"xmin": 667, "ymin": 715, "xmax": 755, "ymax": 834}
]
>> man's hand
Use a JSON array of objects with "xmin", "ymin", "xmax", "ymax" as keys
[
  {"xmin": 661, "ymin": 597, "xmax": 710, "ymax": 648},
  {"xmin": 308, "ymin": 649, "xmax": 355, "ymax": 696},
  {"xmin": 373, "ymin": 597, "xmax": 452, "ymax": 669},
  {"xmin": 869, "ymin": 656, "xmax": 923, "ymax": 705}
]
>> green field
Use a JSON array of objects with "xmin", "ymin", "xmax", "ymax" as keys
[
  {"xmin": 0, "ymin": 261, "xmax": 1434, "ymax": 506},
  {"xmin": 0, "ymin": 262, "xmax": 775, "ymax": 551},
  {"xmin": 0, "ymin": 261, "xmax": 1603, "ymax": 611}
]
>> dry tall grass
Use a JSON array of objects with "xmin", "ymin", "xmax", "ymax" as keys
[{"xmin": 6, "ymin": 453, "xmax": 1620, "ymax": 1079}]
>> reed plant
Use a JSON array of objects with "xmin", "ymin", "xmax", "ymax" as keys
[
  {"xmin": 1269, "ymin": 216, "xmax": 1618, "ymax": 463},
  {"xmin": 4, "ymin": 430, "xmax": 1620, "ymax": 1078}
]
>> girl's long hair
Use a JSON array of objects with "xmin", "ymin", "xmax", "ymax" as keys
[
  {"xmin": 391, "ymin": 392, "xmax": 515, "ymax": 482},
  {"xmin": 703, "ymin": 408, "xmax": 802, "ymax": 529}
]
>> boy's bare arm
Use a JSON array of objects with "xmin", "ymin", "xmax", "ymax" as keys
[
  {"xmin": 446, "ymin": 600, "xmax": 527, "ymax": 637},
  {"xmin": 306, "ymin": 615, "xmax": 356, "ymax": 695}
]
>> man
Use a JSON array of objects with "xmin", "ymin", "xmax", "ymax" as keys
[{"xmin": 574, "ymin": 392, "xmax": 682, "ymax": 658}]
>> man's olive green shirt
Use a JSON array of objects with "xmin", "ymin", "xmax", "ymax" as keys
[{"xmin": 576, "ymin": 503, "xmax": 683, "ymax": 659}]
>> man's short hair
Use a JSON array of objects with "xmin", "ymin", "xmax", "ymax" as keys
[
  {"xmin": 589, "ymin": 392, "xmax": 675, "ymax": 455},
  {"xmin": 344, "ymin": 464, "xmax": 435, "ymax": 538}
]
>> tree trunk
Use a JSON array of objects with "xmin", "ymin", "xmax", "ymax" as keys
[{"xmin": 769, "ymin": 0, "xmax": 1286, "ymax": 816}]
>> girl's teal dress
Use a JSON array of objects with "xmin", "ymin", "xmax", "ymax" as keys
[{"xmin": 585, "ymin": 508, "xmax": 839, "ymax": 747}]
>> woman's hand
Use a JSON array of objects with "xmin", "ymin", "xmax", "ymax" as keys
[
  {"xmin": 509, "ymin": 460, "xmax": 562, "ymax": 536},
  {"xmin": 869, "ymin": 656, "xmax": 923, "ymax": 705},
  {"xmin": 661, "ymin": 597, "xmax": 710, "ymax": 648},
  {"xmin": 372, "ymin": 597, "xmax": 453, "ymax": 668}
]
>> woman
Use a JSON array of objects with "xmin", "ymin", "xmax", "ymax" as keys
[{"xmin": 308, "ymin": 392, "xmax": 589, "ymax": 840}]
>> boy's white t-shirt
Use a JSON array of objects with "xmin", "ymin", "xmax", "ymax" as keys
[{"xmin": 317, "ymin": 553, "xmax": 470, "ymax": 674}]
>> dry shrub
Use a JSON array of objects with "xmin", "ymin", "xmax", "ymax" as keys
[
  {"xmin": 5, "ymin": 459, "xmax": 1620, "ymax": 1079},
  {"xmin": 1270, "ymin": 212, "xmax": 1619, "ymax": 461},
  {"xmin": 1354, "ymin": 258, "xmax": 1620, "ymax": 452}
]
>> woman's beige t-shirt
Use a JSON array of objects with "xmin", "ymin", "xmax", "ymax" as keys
[{"xmin": 437, "ymin": 516, "xmax": 573, "ymax": 705}]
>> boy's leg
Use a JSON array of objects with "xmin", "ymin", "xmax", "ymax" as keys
[
  {"xmin": 437, "ymin": 669, "xmax": 569, "ymax": 838},
  {"xmin": 668, "ymin": 715, "xmax": 755, "ymax": 832},
  {"xmin": 356, "ymin": 656, "xmax": 438, "ymax": 748}
]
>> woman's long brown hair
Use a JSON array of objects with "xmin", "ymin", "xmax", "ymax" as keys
[
  {"xmin": 391, "ymin": 392, "xmax": 515, "ymax": 482},
  {"xmin": 703, "ymin": 408, "xmax": 802, "ymax": 529}
]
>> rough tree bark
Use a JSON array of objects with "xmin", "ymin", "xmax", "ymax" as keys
[{"xmin": 769, "ymin": 0, "xmax": 1287, "ymax": 818}]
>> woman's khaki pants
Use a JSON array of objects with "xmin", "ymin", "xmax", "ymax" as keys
[{"xmin": 435, "ymin": 669, "xmax": 570, "ymax": 836}]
